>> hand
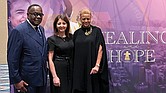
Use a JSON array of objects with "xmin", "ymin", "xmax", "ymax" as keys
[
  {"xmin": 90, "ymin": 66, "xmax": 99, "ymax": 74},
  {"xmin": 14, "ymin": 80, "xmax": 28, "ymax": 92},
  {"xmin": 53, "ymin": 76, "xmax": 60, "ymax": 87}
]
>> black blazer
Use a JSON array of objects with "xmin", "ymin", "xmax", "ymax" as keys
[{"xmin": 7, "ymin": 20, "xmax": 48, "ymax": 86}]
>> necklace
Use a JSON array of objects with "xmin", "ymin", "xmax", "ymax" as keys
[
  {"xmin": 85, "ymin": 27, "xmax": 92, "ymax": 36},
  {"xmin": 57, "ymin": 34, "xmax": 66, "ymax": 41},
  {"xmin": 57, "ymin": 34, "xmax": 66, "ymax": 38}
]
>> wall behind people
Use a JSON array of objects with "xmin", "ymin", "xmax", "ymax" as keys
[
  {"xmin": 0, "ymin": 0, "xmax": 7, "ymax": 64},
  {"xmin": 1, "ymin": 0, "xmax": 166, "ymax": 93}
]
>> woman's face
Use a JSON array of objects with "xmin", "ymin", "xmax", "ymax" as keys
[
  {"xmin": 56, "ymin": 18, "xmax": 68, "ymax": 33},
  {"xmin": 9, "ymin": 0, "xmax": 30, "ymax": 28},
  {"xmin": 80, "ymin": 13, "xmax": 91, "ymax": 28}
]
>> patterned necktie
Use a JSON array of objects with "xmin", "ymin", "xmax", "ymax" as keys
[
  {"xmin": 35, "ymin": 26, "xmax": 43, "ymax": 46},
  {"xmin": 35, "ymin": 26, "xmax": 41, "ymax": 36}
]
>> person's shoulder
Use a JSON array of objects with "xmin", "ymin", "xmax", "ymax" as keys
[
  {"xmin": 69, "ymin": 33, "xmax": 73, "ymax": 37},
  {"xmin": 73, "ymin": 27, "xmax": 81, "ymax": 34},
  {"xmin": 14, "ymin": 21, "xmax": 28, "ymax": 31},
  {"xmin": 9, "ymin": 22, "xmax": 27, "ymax": 37},
  {"xmin": 47, "ymin": 35, "xmax": 55, "ymax": 40},
  {"xmin": 91, "ymin": 25, "xmax": 102, "ymax": 35},
  {"xmin": 91, "ymin": 25, "xmax": 101, "ymax": 30},
  {"xmin": 68, "ymin": 33, "xmax": 74, "ymax": 39}
]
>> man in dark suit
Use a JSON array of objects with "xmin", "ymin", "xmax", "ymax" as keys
[{"xmin": 7, "ymin": 4, "xmax": 47, "ymax": 93}]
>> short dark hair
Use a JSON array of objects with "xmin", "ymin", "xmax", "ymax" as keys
[
  {"xmin": 53, "ymin": 14, "xmax": 70, "ymax": 37},
  {"xmin": 27, "ymin": 4, "xmax": 42, "ymax": 13}
]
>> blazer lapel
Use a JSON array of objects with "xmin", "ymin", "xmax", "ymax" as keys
[
  {"xmin": 39, "ymin": 26, "xmax": 46, "ymax": 46},
  {"xmin": 39, "ymin": 26, "xmax": 47, "ymax": 56},
  {"xmin": 24, "ymin": 21, "xmax": 44, "ymax": 54},
  {"xmin": 26, "ymin": 23, "xmax": 43, "ymax": 46}
]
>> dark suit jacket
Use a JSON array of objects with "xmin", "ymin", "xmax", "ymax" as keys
[{"xmin": 7, "ymin": 20, "xmax": 48, "ymax": 86}]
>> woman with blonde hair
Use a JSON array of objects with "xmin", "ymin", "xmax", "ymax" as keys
[{"xmin": 72, "ymin": 8, "xmax": 109, "ymax": 93}]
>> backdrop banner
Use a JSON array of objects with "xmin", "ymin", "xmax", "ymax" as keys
[{"xmin": 7, "ymin": 0, "xmax": 166, "ymax": 93}]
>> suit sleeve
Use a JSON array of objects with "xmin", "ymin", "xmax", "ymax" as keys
[{"xmin": 7, "ymin": 29, "xmax": 23, "ymax": 84}]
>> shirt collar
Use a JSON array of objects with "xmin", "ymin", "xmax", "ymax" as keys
[{"xmin": 27, "ymin": 19, "xmax": 39, "ymax": 29}]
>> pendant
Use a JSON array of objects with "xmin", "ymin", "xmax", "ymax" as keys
[
  {"xmin": 62, "ymin": 38, "xmax": 66, "ymax": 41},
  {"xmin": 85, "ymin": 27, "xmax": 92, "ymax": 36}
]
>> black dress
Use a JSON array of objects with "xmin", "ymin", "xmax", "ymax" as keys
[
  {"xmin": 72, "ymin": 26, "xmax": 109, "ymax": 93},
  {"xmin": 47, "ymin": 34, "xmax": 74, "ymax": 93}
]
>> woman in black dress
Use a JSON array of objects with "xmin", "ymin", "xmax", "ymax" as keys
[
  {"xmin": 72, "ymin": 9, "xmax": 109, "ymax": 93},
  {"xmin": 47, "ymin": 14, "xmax": 73, "ymax": 93}
]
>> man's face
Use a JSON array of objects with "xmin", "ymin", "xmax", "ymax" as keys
[
  {"xmin": 80, "ymin": 13, "xmax": 91, "ymax": 28},
  {"xmin": 27, "ymin": 6, "xmax": 44, "ymax": 26},
  {"xmin": 9, "ymin": 1, "xmax": 29, "ymax": 28}
]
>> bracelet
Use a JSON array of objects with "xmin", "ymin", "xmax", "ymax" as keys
[{"xmin": 95, "ymin": 64, "xmax": 100, "ymax": 67}]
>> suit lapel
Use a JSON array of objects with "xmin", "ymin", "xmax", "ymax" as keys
[
  {"xmin": 39, "ymin": 26, "xmax": 46, "ymax": 46},
  {"xmin": 26, "ymin": 22, "xmax": 43, "ymax": 46},
  {"xmin": 39, "ymin": 27, "xmax": 47, "ymax": 56},
  {"xmin": 24, "ymin": 21, "xmax": 44, "ymax": 54}
]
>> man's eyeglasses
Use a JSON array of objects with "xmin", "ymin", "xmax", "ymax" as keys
[{"xmin": 29, "ymin": 12, "xmax": 44, "ymax": 17}]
